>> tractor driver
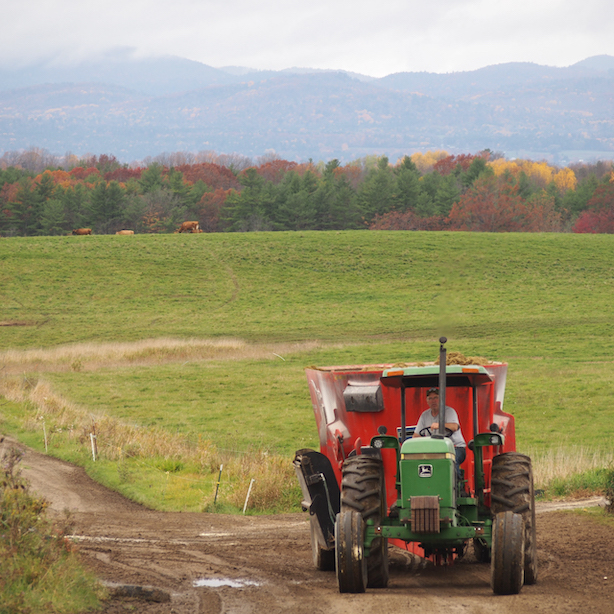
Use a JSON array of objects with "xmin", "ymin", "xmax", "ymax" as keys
[{"xmin": 413, "ymin": 387, "xmax": 467, "ymax": 478}]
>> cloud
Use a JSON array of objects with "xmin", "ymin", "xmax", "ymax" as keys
[{"xmin": 1, "ymin": 0, "xmax": 613, "ymax": 76}]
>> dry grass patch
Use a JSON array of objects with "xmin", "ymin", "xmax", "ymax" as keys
[
  {"xmin": 528, "ymin": 446, "xmax": 614, "ymax": 496},
  {"xmin": 0, "ymin": 337, "xmax": 325, "ymax": 374}
]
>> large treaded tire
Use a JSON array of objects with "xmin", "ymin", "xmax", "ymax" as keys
[
  {"xmin": 491, "ymin": 511, "xmax": 525, "ymax": 595},
  {"xmin": 335, "ymin": 510, "xmax": 367, "ymax": 593},
  {"xmin": 491, "ymin": 452, "xmax": 538, "ymax": 585},
  {"xmin": 340, "ymin": 455, "xmax": 389, "ymax": 589}
]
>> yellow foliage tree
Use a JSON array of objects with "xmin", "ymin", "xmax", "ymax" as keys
[
  {"xmin": 411, "ymin": 150, "xmax": 449, "ymax": 174},
  {"xmin": 489, "ymin": 158, "xmax": 577, "ymax": 193},
  {"xmin": 489, "ymin": 159, "xmax": 521, "ymax": 177},
  {"xmin": 553, "ymin": 167, "xmax": 577, "ymax": 193}
]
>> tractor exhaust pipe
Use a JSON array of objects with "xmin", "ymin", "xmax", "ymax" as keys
[{"xmin": 438, "ymin": 337, "xmax": 447, "ymax": 435}]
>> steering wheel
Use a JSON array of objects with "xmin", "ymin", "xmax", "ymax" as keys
[{"xmin": 419, "ymin": 426, "xmax": 454, "ymax": 438}]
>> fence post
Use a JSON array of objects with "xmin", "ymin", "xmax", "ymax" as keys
[
  {"xmin": 91, "ymin": 419, "xmax": 99, "ymax": 458},
  {"xmin": 243, "ymin": 478, "xmax": 255, "ymax": 514},
  {"xmin": 214, "ymin": 464, "xmax": 224, "ymax": 504},
  {"xmin": 90, "ymin": 433, "xmax": 96, "ymax": 461}
]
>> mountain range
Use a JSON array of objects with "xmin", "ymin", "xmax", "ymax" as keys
[{"xmin": 1, "ymin": 51, "xmax": 613, "ymax": 164}]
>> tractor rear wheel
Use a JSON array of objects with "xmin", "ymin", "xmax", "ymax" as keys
[
  {"xmin": 335, "ymin": 510, "xmax": 367, "ymax": 593},
  {"xmin": 310, "ymin": 513, "xmax": 335, "ymax": 571},
  {"xmin": 340, "ymin": 454, "xmax": 389, "ymax": 588},
  {"xmin": 491, "ymin": 511, "xmax": 525, "ymax": 595},
  {"xmin": 491, "ymin": 452, "xmax": 538, "ymax": 585}
]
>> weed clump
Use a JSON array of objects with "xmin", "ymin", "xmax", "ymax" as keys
[{"xmin": 0, "ymin": 445, "xmax": 103, "ymax": 613}]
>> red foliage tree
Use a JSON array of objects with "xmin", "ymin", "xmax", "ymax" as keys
[
  {"xmin": 334, "ymin": 164, "xmax": 364, "ymax": 190},
  {"xmin": 104, "ymin": 168, "xmax": 143, "ymax": 182},
  {"xmin": 197, "ymin": 188, "xmax": 235, "ymax": 232},
  {"xmin": 572, "ymin": 182, "xmax": 614, "ymax": 233},
  {"xmin": 254, "ymin": 159, "xmax": 298, "ymax": 184},
  {"xmin": 448, "ymin": 175, "xmax": 563, "ymax": 232},
  {"xmin": 177, "ymin": 163, "xmax": 240, "ymax": 190},
  {"xmin": 448, "ymin": 175, "xmax": 529, "ymax": 231},
  {"xmin": 69, "ymin": 167, "xmax": 100, "ymax": 180},
  {"xmin": 433, "ymin": 154, "xmax": 478, "ymax": 176}
]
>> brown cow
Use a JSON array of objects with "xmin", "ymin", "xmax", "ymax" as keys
[
  {"xmin": 176, "ymin": 221, "xmax": 200, "ymax": 233},
  {"xmin": 72, "ymin": 228, "xmax": 92, "ymax": 235},
  {"xmin": 116, "ymin": 230, "xmax": 134, "ymax": 235}
]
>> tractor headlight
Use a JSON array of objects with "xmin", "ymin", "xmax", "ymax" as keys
[{"xmin": 373, "ymin": 439, "xmax": 384, "ymax": 449}]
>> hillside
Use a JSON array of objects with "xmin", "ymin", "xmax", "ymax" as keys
[{"xmin": 0, "ymin": 54, "xmax": 613, "ymax": 163}]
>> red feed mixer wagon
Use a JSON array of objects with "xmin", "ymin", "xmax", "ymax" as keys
[{"xmin": 294, "ymin": 338, "xmax": 536, "ymax": 595}]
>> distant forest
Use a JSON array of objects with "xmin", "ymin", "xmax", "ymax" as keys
[{"xmin": 1, "ymin": 148, "xmax": 613, "ymax": 236}]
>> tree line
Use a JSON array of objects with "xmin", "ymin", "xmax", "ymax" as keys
[{"xmin": 0, "ymin": 149, "xmax": 613, "ymax": 236}]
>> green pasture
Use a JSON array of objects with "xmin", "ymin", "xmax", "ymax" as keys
[
  {"xmin": 1, "ymin": 230, "xmax": 614, "ymax": 510},
  {"xmin": 2, "ymin": 230, "xmax": 612, "ymax": 348}
]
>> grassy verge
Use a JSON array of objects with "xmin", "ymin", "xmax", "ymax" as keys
[
  {"xmin": 0, "ymin": 447, "xmax": 104, "ymax": 613},
  {"xmin": 530, "ymin": 446, "xmax": 614, "ymax": 498}
]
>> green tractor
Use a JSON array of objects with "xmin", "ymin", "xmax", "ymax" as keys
[{"xmin": 294, "ymin": 338, "xmax": 536, "ymax": 594}]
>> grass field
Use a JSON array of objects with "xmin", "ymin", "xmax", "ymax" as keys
[{"xmin": 1, "ymin": 230, "xmax": 613, "ymax": 511}]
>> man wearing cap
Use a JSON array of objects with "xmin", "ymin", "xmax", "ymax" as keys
[{"xmin": 413, "ymin": 387, "xmax": 467, "ymax": 479}]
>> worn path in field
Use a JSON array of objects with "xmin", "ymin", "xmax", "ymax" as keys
[{"xmin": 2, "ymin": 435, "xmax": 613, "ymax": 614}]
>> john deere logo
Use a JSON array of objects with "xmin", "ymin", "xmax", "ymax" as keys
[{"xmin": 418, "ymin": 464, "xmax": 433, "ymax": 478}]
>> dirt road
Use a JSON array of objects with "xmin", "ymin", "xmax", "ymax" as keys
[{"xmin": 3, "ymin": 435, "xmax": 613, "ymax": 614}]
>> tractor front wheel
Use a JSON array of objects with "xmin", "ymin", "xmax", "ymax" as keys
[
  {"xmin": 491, "ymin": 511, "xmax": 525, "ymax": 595},
  {"xmin": 491, "ymin": 452, "xmax": 538, "ymax": 585},
  {"xmin": 340, "ymin": 454, "xmax": 389, "ymax": 588},
  {"xmin": 335, "ymin": 510, "xmax": 367, "ymax": 593}
]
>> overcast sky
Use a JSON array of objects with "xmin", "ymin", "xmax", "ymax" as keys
[{"xmin": 3, "ymin": 0, "xmax": 613, "ymax": 77}]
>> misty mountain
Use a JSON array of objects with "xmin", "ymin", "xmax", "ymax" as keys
[{"xmin": 0, "ymin": 52, "xmax": 613, "ymax": 163}]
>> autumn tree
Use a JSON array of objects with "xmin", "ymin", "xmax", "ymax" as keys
[
  {"xmin": 433, "ymin": 153, "xmax": 477, "ymax": 176},
  {"xmin": 572, "ymin": 181, "xmax": 614, "ymax": 233},
  {"xmin": 447, "ymin": 175, "xmax": 528, "ymax": 232},
  {"xmin": 255, "ymin": 159, "xmax": 298, "ymax": 184},
  {"xmin": 197, "ymin": 188, "xmax": 234, "ymax": 232},
  {"xmin": 176, "ymin": 163, "xmax": 241, "ymax": 191},
  {"xmin": 411, "ymin": 150, "xmax": 449, "ymax": 174}
]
